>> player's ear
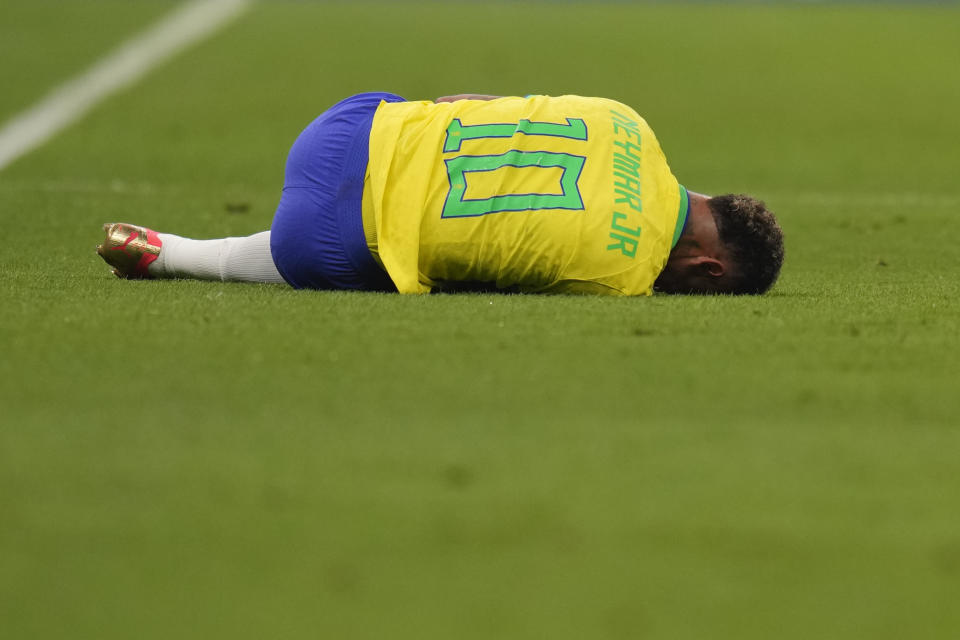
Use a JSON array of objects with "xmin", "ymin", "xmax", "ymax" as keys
[{"xmin": 695, "ymin": 257, "xmax": 726, "ymax": 279}]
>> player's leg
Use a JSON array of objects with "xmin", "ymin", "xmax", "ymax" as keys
[
  {"xmin": 154, "ymin": 228, "xmax": 285, "ymax": 282},
  {"xmin": 98, "ymin": 92, "xmax": 403, "ymax": 288},
  {"xmin": 97, "ymin": 222, "xmax": 286, "ymax": 283}
]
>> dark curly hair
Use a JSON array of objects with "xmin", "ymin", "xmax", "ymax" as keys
[{"xmin": 707, "ymin": 194, "xmax": 785, "ymax": 294}]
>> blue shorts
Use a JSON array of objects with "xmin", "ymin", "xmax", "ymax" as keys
[{"xmin": 270, "ymin": 92, "xmax": 405, "ymax": 290}]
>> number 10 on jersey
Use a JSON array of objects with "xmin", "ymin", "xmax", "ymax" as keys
[{"xmin": 441, "ymin": 117, "xmax": 588, "ymax": 218}]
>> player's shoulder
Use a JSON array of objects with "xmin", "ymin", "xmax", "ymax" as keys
[
  {"xmin": 529, "ymin": 94, "xmax": 642, "ymax": 118},
  {"xmin": 532, "ymin": 93, "xmax": 631, "ymax": 106}
]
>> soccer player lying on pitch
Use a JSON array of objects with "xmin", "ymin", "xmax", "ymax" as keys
[{"xmin": 97, "ymin": 92, "xmax": 784, "ymax": 295}]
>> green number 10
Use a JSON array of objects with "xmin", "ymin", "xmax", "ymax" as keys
[{"xmin": 441, "ymin": 117, "xmax": 588, "ymax": 219}]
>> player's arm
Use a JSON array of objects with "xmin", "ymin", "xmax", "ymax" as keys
[
  {"xmin": 434, "ymin": 94, "xmax": 503, "ymax": 103},
  {"xmin": 539, "ymin": 280, "xmax": 624, "ymax": 296}
]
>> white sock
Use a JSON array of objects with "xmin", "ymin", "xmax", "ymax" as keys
[{"xmin": 150, "ymin": 231, "xmax": 286, "ymax": 283}]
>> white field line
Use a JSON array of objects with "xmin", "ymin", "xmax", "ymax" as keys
[{"xmin": 0, "ymin": 0, "xmax": 251, "ymax": 172}]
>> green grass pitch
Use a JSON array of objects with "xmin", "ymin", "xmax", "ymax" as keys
[{"xmin": 2, "ymin": 1, "xmax": 959, "ymax": 638}]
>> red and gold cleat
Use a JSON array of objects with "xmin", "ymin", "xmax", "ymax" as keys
[{"xmin": 96, "ymin": 223, "xmax": 162, "ymax": 279}]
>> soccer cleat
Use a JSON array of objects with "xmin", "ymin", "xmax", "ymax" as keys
[{"xmin": 96, "ymin": 223, "xmax": 162, "ymax": 279}]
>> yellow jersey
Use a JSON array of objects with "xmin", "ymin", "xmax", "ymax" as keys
[{"xmin": 364, "ymin": 95, "xmax": 687, "ymax": 295}]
